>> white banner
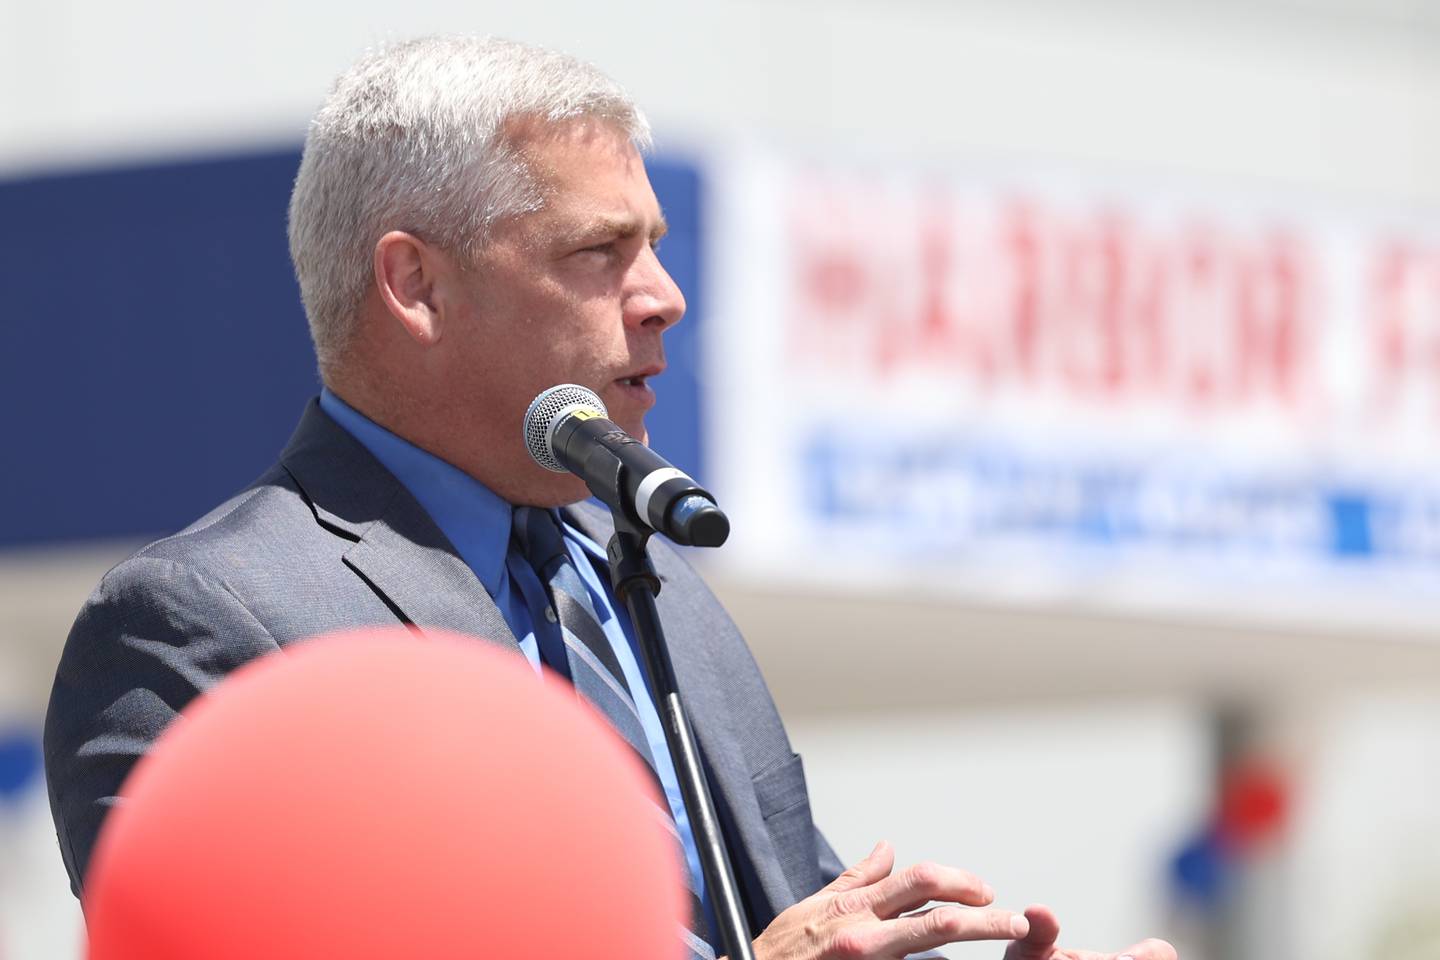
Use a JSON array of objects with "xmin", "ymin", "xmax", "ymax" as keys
[{"xmin": 704, "ymin": 146, "xmax": 1440, "ymax": 629}]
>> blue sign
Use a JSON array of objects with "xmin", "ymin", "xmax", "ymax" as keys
[{"xmin": 0, "ymin": 149, "xmax": 705, "ymax": 547}]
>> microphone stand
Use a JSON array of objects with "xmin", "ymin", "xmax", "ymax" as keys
[{"xmin": 604, "ymin": 507, "xmax": 757, "ymax": 960}]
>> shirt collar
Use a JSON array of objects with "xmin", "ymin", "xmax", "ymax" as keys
[
  {"xmin": 561, "ymin": 517, "xmax": 609, "ymax": 563},
  {"xmin": 318, "ymin": 388, "xmax": 512, "ymax": 597}
]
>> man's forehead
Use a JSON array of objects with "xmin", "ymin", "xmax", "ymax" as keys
[
  {"xmin": 507, "ymin": 114, "xmax": 643, "ymax": 178},
  {"xmin": 487, "ymin": 117, "xmax": 664, "ymax": 241}
]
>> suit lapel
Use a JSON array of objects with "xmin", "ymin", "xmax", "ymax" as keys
[
  {"xmin": 280, "ymin": 400, "xmax": 521, "ymax": 653},
  {"xmin": 565, "ymin": 502, "xmax": 795, "ymax": 920},
  {"xmin": 343, "ymin": 519, "xmax": 519, "ymax": 650}
]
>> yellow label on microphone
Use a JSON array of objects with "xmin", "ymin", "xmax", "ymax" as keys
[{"xmin": 572, "ymin": 408, "xmax": 601, "ymax": 420}]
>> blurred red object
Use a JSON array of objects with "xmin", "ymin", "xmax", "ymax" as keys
[
  {"xmin": 1216, "ymin": 761, "xmax": 1289, "ymax": 851},
  {"xmin": 83, "ymin": 628, "xmax": 686, "ymax": 960}
]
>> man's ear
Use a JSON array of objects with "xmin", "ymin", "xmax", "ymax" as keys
[{"xmin": 374, "ymin": 231, "xmax": 447, "ymax": 346}]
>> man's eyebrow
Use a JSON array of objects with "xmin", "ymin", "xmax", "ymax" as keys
[{"xmin": 562, "ymin": 213, "xmax": 670, "ymax": 245}]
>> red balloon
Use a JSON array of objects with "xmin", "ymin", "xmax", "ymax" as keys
[{"xmin": 84, "ymin": 628, "xmax": 687, "ymax": 960}]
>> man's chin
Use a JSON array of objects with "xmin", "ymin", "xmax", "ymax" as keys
[
  {"xmin": 612, "ymin": 416, "xmax": 647, "ymax": 446},
  {"xmin": 502, "ymin": 468, "xmax": 591, "ymax": 509}
]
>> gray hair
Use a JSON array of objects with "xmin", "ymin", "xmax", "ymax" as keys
[{"xmin": 287, "ymin": 35, "xmax": 652, "ymax": 376}]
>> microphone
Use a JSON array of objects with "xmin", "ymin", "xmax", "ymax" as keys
[{"xmin": 523, "ymin": 384, "xmax": 730, "ymax": 548}]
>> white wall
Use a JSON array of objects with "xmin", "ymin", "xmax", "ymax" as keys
[
  {"xmin": 1289, "ymin": 693, "xmax": 1440, "ymax": 960},
  {"xmin": 3, "ymin": 0, "xmax": 1438, "ymax": 208}
]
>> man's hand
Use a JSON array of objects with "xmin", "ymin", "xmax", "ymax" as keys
[
  {"xmin": 739, "ymin": 840, "xmax": 1030, "ymax": 959},
  {"xmin": 1002, "ymin": 904, "xmax": 1177, "ymax": 960}
]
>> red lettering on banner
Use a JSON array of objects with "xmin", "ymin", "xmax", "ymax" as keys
[
  {"xmin": 1369, "ymin": 243, "xmax": 1440, "ymax": 417},
  {"xmin": 785, "ymin": 179, "xmax": 1328, "ymax": 416},
  {"xmin": 1235, "ymin": 234, "xmax": 1304, "ymax": 407},
  {"xmin": 803, "ymin": 253, "xmax": 867, "ymax": 315},
  {"xmin": 1004, "ymin": 201, "xmax": 1043, "ymax": 384},
  {"xmin": 1372, "ymin": 244, "xmax": 1410, "ymax": 397},
  {"xmin": 1057, "ymin": 211, "xmax": 1128, "ymax": 398},
  {"xmin": 1173, "ymin": 226, "xmax": 1222, "ymax": 406},
  {"xmin": 1128, "ymin": 227, "xmax": 1168, "ymax": 395}
]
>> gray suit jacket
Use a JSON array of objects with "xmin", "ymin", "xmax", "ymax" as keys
[{"xmin": 45, "ymin": 399, "xmax": 845, "ymax": 930}]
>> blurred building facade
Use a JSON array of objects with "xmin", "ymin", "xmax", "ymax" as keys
[{"xmin": 2, "ymin": 1, "xmax": 1439, "ymax": 957}]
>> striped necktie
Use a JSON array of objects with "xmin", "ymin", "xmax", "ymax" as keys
[{"xmin": 510, "ymin": 506, "xmax": 716, "ymax": 960}]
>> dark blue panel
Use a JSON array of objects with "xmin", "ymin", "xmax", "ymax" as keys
[
  {"xmin": 645, "ymin": 159, "xmax": 704, "ymax": 485},
  {"xmin": 0, "ymin": 149, "xmax": 705, "ymax": 547},
  {"xmin": 0, "ymin": 149, "xmax": 318, "ymax": 546}
]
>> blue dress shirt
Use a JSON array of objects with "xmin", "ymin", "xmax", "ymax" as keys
[{"xmin": 318, "ymin": 389, "xmax": 713, "ymax": 924}]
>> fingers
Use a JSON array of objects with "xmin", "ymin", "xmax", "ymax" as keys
[
  {"xmin": 822, "ymin": 840, "xmax": 896, "ymax": 894},
  {"xmin": 1022, "ymin": 904, "xmax": 1060, "ymax": 945},
  {"xmin": 1003, "ymin": 904, "xmax": 1061, "ymax": 960},
  {"xmin": 862, "ymin": 860, "xmax": 995, "ymax": 918},
  {"xmin": 1029, "ymin": 935, "xmax": 1179, "ymax": 960},
  {"xmin": 1117, "ymin": 938, "xmax": 1178, "ymax": 960},
  {"xmin": 871, "ymin": 905, "xmax": 1029, "ymax": 955}
]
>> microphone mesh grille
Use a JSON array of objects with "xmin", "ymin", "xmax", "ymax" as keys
[{"xmin": 523, "ymin": 384, "xmax": 608, "ymax": 473}]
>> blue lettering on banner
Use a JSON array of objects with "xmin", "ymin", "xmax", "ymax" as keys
[{"xmin": 804, "ymin": 431, "xmax": 1440, "ymax": 566}]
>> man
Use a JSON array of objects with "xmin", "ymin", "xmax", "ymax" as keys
[{"xmin": 46, "ymin": 35, "xmax": 1174, "ymax": 960}]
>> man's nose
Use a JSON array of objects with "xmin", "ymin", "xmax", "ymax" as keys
[{"xmin": 626, "ymin": 247, "xmax": 686, "ymax": 331}]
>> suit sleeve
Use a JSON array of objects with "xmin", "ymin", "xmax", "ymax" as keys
[
  {"xmin": 812, "ymin": 823, "xmax": 846, "ymax": 887},
  {"xmin": 43, "ymin": 556, "xmax": 283, "ymax": 898}
]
